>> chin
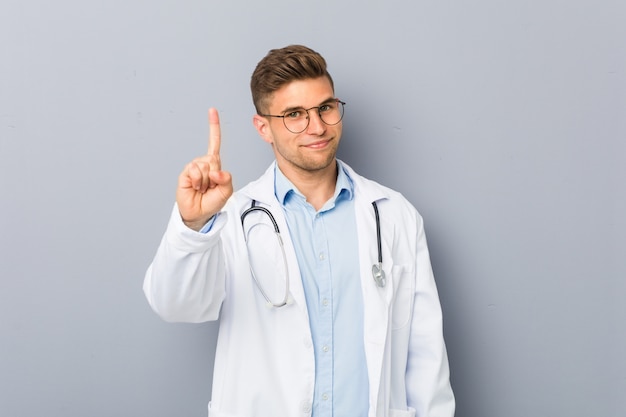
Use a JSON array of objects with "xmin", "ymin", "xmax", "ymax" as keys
[{"xmin": 303, "ymin": 155, "xmax": 337, "ymax": 172}]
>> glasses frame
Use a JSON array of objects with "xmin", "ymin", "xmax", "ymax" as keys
[{"xmin": 260, "ymin": 98, "xmax": 346, "ymax": 134}]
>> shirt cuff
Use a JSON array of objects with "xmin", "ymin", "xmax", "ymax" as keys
[{"xmin": 199, "ymin": 214, "xmax": 219, "ymax": 233}]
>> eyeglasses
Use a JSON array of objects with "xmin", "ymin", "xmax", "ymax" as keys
[{"xmin": 260, "ymin": 99, "xmax": 346, "ymax": 133}]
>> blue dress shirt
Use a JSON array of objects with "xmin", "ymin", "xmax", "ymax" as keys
[{"xmin": 275, "ymin": 164, "xmax": 369, "ymax": 417}]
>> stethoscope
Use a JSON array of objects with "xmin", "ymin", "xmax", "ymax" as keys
[{"xmin": 241, "ymin": 200, "xmax": 385, "ymax": 308}]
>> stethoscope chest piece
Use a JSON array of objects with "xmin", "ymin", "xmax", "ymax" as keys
[{"xmin": 372, "ymin": 262, "xmax": 386, "ymax": 288}]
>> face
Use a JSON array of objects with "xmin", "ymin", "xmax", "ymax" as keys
[{"xmin": 253, "ymin": 77, "xmax": 342, "ymax": 178}]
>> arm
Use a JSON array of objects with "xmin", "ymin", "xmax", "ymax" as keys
[
  {"xmin": 143, "ymin": 108, "xmax": 233, "ymax": 323},
  {"xmin": 143, "ymin": 205, "xmax": 228, "ymax": 323},
  {"xmin": 406, "ymin": 213, "xmax": 455, "ymax": 417}
]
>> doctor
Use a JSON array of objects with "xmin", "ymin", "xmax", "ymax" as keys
[{"xmin": 144, "ymin": 45, "xmax": 455, "ymax": 417}]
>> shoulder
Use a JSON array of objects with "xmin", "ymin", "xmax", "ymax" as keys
[{"xmin": 340, "ymin": 160, "xmax": 418, "ymax": 212}]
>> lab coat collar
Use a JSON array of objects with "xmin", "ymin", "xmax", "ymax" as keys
[{"xmin": 239, "ymin": 159, "xmax": 391, "ymax": 204}]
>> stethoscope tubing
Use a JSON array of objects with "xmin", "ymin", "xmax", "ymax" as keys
[
  {"xmin": 241, "ymin": 200, "xmax": 290, "ymax": 307},
  {"xmin": 240, "ymin": 198, "xmax": 386, "ymax": 308}
]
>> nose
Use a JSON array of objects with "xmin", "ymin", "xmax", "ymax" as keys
[{"xmin": 305, "ymin": 108, "xmax": 326, "ymax": 135}]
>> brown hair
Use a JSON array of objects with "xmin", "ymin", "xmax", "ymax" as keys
[{"xmin": 250, "ymin": 45, "xmax": 334, "ymax": 114}]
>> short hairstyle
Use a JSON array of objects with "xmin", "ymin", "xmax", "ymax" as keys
[{"xmin": 250, "ymin": 45, "xmax": 334, "ymax": 114}]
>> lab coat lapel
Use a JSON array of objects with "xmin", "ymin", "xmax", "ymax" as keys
[{"xmin": 351, "ymin": 172, "xmax": 394, "ymax": 415}]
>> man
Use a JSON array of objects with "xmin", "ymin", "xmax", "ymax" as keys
[{"xmin": 144, "ymin": 45, "xmax": 455, "ymax": 417}]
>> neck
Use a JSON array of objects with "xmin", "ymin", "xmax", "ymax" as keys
[{"xmin": 278, "ymin": 160, "xmax": 338, "ymax": 211}]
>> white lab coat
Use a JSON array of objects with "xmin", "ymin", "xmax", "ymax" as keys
[{"xmin": 144, "ymin": 161, "xmax": 455, "ymax": 417}]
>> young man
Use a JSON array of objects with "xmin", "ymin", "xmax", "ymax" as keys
[{"xmin": 144, "ymin": 45, "xmax": 455, "ymax": 417}]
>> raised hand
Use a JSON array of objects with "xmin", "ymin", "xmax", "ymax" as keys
[{"xmin": 176, "ymin": 108, "xmax": 233, "ymax": 231}]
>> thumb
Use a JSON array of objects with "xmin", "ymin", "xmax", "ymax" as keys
[
  {"xmin": 208, "ymin": 171, "xmax": 234, "ymax": 203},
  {"xmin": 208, "ymin": 170, "xmax": 232, "ymax": 186}
]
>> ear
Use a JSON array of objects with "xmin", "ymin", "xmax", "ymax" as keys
[{"xmin": 253, "ymin": 114, "xmax": 273, "ymax": 144}]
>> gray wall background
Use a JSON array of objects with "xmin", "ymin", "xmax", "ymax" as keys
[{"xmin": 1, "ymin": 1, "xmax": 624, "ymax": 416}]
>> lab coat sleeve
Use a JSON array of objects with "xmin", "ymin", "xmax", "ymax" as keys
[
  {"xmin": 143, "ymin": 204, "xmax": 227, "ymax": 323},
  {"xmin": 406, "ymin": 212, "xmax": 455, "ymax": 417}
]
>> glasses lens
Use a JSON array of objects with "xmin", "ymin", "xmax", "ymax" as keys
[
  {"xmin": 283, "ymin": 109, "xmax": 309, "ymax": 133},
  {"xmin": 319, "ymin": 100, "xmax": 344, "ymax": 126}
]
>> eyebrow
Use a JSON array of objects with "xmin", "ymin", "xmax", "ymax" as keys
[{"xmin": 279, "ymin": 97, "xmax": 336, "ymax": 114}]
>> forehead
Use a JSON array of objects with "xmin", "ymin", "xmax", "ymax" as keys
[{"xmin": 268, "ymin": 77, "xmax": 335, "ymax": 111}]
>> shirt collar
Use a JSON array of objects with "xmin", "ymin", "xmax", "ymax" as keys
[{"xmin": 274, "ymin": 161, "xmax": 354, "ymax": 206}]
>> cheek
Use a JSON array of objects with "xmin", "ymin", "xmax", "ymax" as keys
[{"xmin": 333, "ymin": 124, "xmax": 343, "ymax": 139}]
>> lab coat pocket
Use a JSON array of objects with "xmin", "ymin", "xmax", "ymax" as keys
[{"xmin": 391, "ymin": 264, "xmax": 415, "ymax": 330}]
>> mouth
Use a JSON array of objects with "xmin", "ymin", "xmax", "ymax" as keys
[{"xmin": 302, "ymin": 138, "xmax": 332, "ymax": 150}]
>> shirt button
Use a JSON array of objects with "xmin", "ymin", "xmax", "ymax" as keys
[
  {"xmin": 319, "ymin": 252, "xmax": 325, "ymax": 260},
  {"xmin": 322, "ymin": 393, "xmax": 329, "ymax": 401},
  {"xmin": 322, "ymin": 345, "xmax": 329, "ymax": 352},
  {"xmin": 322, "ymin": 298, "xmax": 329, "ymax": 307}
]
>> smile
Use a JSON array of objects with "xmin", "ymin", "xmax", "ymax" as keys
[{"xmin": 302, "ymin": 139, "xmax": 332, "ymax": 149}]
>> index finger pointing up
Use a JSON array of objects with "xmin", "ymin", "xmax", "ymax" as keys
[{"xmin": 207, "ymin": 107, "xmax": 221, "ymax": 156}]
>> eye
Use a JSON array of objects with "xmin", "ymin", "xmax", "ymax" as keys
[
  {"xmin": 319, "ymin": 104, "xmax": 333, "ymax": 112},
  {"xmin": 285, "ymin": 110, "xmax": 304, "ymax": 119}
]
